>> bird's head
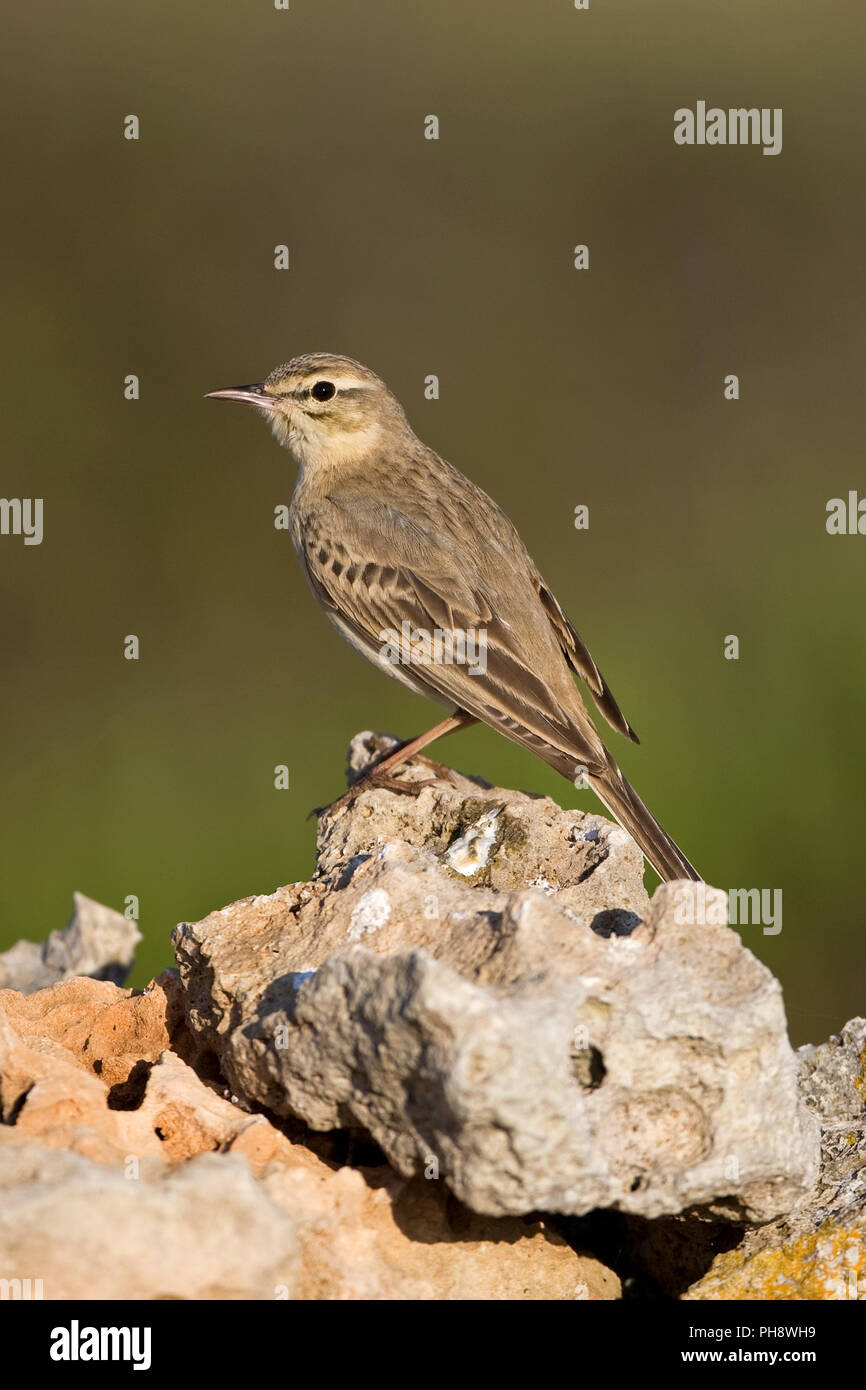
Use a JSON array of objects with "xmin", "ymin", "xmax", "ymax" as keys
[{"xmin": 206, "ymin": 353, "xmax": 408, "ymax": 469}]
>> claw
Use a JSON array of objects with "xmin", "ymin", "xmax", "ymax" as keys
[
  {"xmin": 368, "ymin": 771, "xmax": 437, "ymax": 797},
  {"xmin": 310, "ymin": 765, "xmax": 441, "ymax": 821},
  {"xmin": 412, "ymin": 754, "xmax": 462, "ymax": 786}
]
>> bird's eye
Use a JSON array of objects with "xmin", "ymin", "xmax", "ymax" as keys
[{"xmin": 311, "ymin": 381, "xmax": 336, "ymax": 402}]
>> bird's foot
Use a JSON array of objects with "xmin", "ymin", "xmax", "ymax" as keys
[
  {"xmin": 368, "ymin": 770, "xmax": 437, "ymax": 797},
  {"xmin": 411, "ymin": 754, "xmax": 462, "ymax": 787},
  {"xmin": 310, "ymin": 755, "xmax": 456, "ymax": 821}
]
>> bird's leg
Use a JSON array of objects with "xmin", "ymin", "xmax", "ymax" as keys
[
  {"xmin": 366, "ymin": 711, "xmax": 476, "ymax": 781},
  {"xmin": 314, "ymin": 711, "xmax": 477, "ymax": 819}
]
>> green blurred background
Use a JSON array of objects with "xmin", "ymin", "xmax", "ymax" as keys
[{"xmin": 1, "ymin": 1, "xmax": 863, "ymax": 1043}]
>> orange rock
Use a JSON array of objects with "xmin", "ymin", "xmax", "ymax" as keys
[{"xmin": 0, "ymin": 974, "xmax": 620, "ymax": 1299}]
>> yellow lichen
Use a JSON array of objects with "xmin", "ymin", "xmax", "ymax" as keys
[{"xmin": 687, "ymin": 1223, "xmax": 865, "ymax": 1301}]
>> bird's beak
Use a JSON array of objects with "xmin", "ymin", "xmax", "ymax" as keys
[{"xmin": 205, "ymin": 383, "xmax": 281, "ymax": 412}]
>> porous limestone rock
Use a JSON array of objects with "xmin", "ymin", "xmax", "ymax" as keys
[
  {"xmin": 0, "ymin": 973, "xmax": 613, "ymax": 1300},
  {"xmin": 0, "ymin": 1134, "xmax": 610, "ymax": 1301},
  {"xmin": 172, "ymin": 733, "xmax": 819, "ymax": 1223},
  {"xmin": 0, "ymin": 973, "xmax": 259, "ymax": 1166},
  {"xmin": 0, "ymin": 1141, "xmax": 301, "ymax": 1301},
  {"xmin": 685, "ymin": 1018, "xmax": 866, "ymax": 1299},
  {"xmin": 0, "ymin": 892, "xmax": 140, "ymax": 993}
]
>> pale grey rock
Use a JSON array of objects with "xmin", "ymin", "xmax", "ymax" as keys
[
  {"xmin": 798, "ymin": 1017, "xmax": 866, "ymax": 1129},
  {"xmin": 0, "ymin": 1131, "xmax": 606, "ymax": 1301},
  {"xmin": 173, "ymin": 735, "xmax": 819, "ymax": 1223},
  {"xmin": 0, "ymin": 1139, "xmax": 298, "ymax": 1300},
  {"xmin": 0, "ymin": 892, "xmax": 141, "ymax": 993},
  {"xmin": 328, "ymin": 731, "xmax": 649, "ymax": 923},
  {"xmin": 685, "ymin": 1018, "xmax": 866, "ymax": 1298}
]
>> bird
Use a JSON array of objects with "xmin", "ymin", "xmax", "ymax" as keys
[{"xmin": 207, "ymin": 353, "xmax": 700, "ymax": 882}]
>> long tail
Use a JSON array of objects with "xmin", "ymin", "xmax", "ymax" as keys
[
  {"xmin": 531, "ymin": 740, "xmax": 700, "ymax": 882},
  {"xmin": 586, "ymin": 757, "xmax": 701, "ymax": 882}
]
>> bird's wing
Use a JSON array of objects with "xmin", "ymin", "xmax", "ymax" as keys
[
  {"xmin": 536, "ymin": 584, "xmax": 639, "ymax": 743},
  {"xmin": 298, "ymin": 495, "xmax": 611, "ymax": 777}
]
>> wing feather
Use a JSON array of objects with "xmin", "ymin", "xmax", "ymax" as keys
[
  {"xmin": 296, "ymin": 496, "xmax": 615, "ymax": 777},
  {"xmin": 537, "ymin": 585, "xmax": 639, "ymax": 743}
]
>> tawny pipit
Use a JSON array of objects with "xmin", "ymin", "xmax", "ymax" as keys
[{"xmin": 208, "ymin": 354, "xmax": 700, "ymax": 882}]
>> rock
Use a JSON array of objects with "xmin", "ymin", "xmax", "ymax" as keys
[
  {"xmin": 0, "ymin": 974, "xmax": 612, "ymax": 1299},
  {"xmin": 172, "ymin": 733, "xmax": 819, "ymax": 1223},
  {"xmin": 685, "ymin": 1018, "xmax": 866, "ymax": 1299},
  {"xmin": 798, "ymin": 1016, "xmax": 866, "ymax": 1125},
  {"xmin": 0, "ymin": 973, "xmax": 304, "ymax": 1167},
  {"xmin": 0, "ymin": 970, "xmax": 188, "ymax": 1084},
  {"xmin": 332, "ymin": 730, "xmax": 649, "ymax": 917},
  {"xmin": 0, "ymin": 892, "xmax": 140, "ymax": 993},
  {"xmin": 0, "ymin": 973, "xmax": 237, "ymax": 1165},
  {"xmin": 259, "ymin": 1153, "xmax": 616, "ymax": 1301},
  {"xmin": 0, "ymin": 1141, "xmax": 301, "ymax": 1300},
  {"xmin": 0, "ymin": 1133, "xmax": 612, "ymax": 1300}
]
